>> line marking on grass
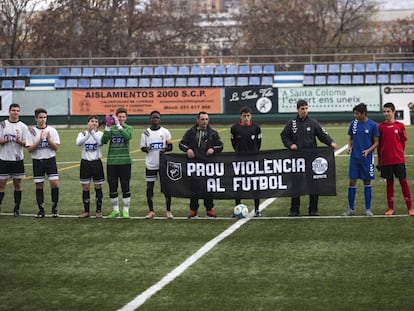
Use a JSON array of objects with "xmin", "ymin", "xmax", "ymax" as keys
[
  {"xmin": 118, "ymin": 198, "xmax": 275, "ymax": 311},
  {"xmin": 119, "ymin": 145, "xmax": 347, "ymax": 310}
]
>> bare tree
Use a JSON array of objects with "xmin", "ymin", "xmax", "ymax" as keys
[
  {"xmin": 0, "ymin": 0, "xmax": 39, "ymax": 61},
  {"xmin": 27, "ymin": 0, "xmax": 211, "ymax": 63},
  {"xmin": 3, "ymin": 0, "xmax": 409, "ymax": 65},
  {"xmin": 381, "ymin": 14, "xmax": 414, "ymax": 52},
  {"xmin": 236, "ymin": 0, "xmax": 379, "ymax": 61}
]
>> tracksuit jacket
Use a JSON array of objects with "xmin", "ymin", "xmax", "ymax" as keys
[
  {"xmin": 179, "ymin": 124, "xmax": 223, "ymax": 159},
  {"xmin": 280, "ymin": 115, "xmax": 334, "ymax": 149}
]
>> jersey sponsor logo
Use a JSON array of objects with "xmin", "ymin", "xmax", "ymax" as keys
[
  {"xmin": 111, "ymin": 136, "xmax": 126, "ymax": 145},
  {"xmin": 150, "ymin": 142, "xmax": 164, "ymax": 150},
  {"xmin": 3, "ymin": 134, "xmax": 16, "ymax": 142},
  {"xmin": 38, "ymin": 140, "xmax": 50, "ymax": 149},
  {"xmin": 84, "ymin": 143, "xmax": 98, "ymax": 151}
]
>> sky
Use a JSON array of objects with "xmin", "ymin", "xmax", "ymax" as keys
[{"xmin": 381, "ymin": 0, "xmax": 414, "ymax": 10}]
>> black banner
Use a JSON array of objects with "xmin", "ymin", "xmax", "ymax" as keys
[
  {"xmin": 224, "ymin": 86, "xmax": 277, "ymax": 114},
  {"xmin": 160, "ymin": 147, "xmax": 336, "ymax": 199}
]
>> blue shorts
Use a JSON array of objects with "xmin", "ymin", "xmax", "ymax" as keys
[{"xmin": 349, "ymin": 157, "xmax": 375, "ymax": 180}]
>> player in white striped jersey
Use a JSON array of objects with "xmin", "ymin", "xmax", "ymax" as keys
[
  {"xmin": 0, "ymin": 103, "xmax": 29, "ymax": 216},
  {"xmin": 140, "ymin": 111, "xmax": 173, "ymax": 219},
  {"xmin": 26, "ymin": 108, "xmax": 60, "ymax": 218},
  {"xmin": 76, "ymin": 115, "xmax": 105, "ymax": 218}
]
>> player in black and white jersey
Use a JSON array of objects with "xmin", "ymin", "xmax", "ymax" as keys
[
  {"xmin": 140, "ymin": 111, "xmax": 173, "ymax": 219},
  {"xmin": 26, "ymin": 108, "xmax": 60, "ymax": 218},
  {"xmin": 0, "ymin": 103, "xmax": 29, "ymax": 216},
  {"xmin": 76, "ymin": 115, "xmax": 105, "ymax": 218}
]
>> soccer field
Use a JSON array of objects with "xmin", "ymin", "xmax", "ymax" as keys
[{"xmin": 0, "ymin": 124, "xmax": 413, "ymax": 310}]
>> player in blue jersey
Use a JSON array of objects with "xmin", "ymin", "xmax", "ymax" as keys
[{"xmin": 344, "ymin": 103, "xmax": 379, "ymax": 216}]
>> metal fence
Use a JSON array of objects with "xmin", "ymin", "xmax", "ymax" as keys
[{"xmin": 1, "ymin": 45, "xmax": 413, "ymax": 75}]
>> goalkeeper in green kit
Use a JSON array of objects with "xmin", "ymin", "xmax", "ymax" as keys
[{"xmin": 102, "ymin": 107, "xmax": 133, "ymax": 218}]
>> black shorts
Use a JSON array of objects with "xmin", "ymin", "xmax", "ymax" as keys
[
  {"xmin": 106, "ymin": 164, "xmax": 131, "ymax": 182},
  {"xmin": 380, "ymin": 164, "xmax": 407, "ymax": 180},
  {"xmin": 80, "ymin": 159, "xmax": 105, "ymax": 185},
  {"xmin": 0, "ymin": 159, "xmax": 25, "ymax": 180},
  {"xmin": 32, "ymin": 157, "xmax": 59, "ymax": 183},
  {"xmin": 146, "ymin": 168, "xmax": 159, "ymax": 182}
]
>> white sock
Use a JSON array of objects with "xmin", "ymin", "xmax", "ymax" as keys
[
  {"xmin": 123, "ymin": 197, "xmax": 130, "ymax": 212},
  {"xmin": 110, "ymin": 197, "xmax": 119, "ymax": 212}
]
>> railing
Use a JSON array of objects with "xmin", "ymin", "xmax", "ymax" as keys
[{"xmin": 1, "ymin": 48, "xmax": 413, "ymax": 75}]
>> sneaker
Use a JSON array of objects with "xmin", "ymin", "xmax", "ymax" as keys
[
  {"xmin": 254, "ymin": 210, "xmax": 262, "ymax": 217},
  {"xmin": 35, "ymin": 209, "xmax": 45, "ymax": 218},
  {"xmin": 13, "ymin": 207, "xmax": 20, "ymax": 217},
  {"xmin": 365, "ymin": 209, "xmax": 374, "ymax": 217},
  {"xmin": 385, "ymin": 209, "xmax": 395, "ymax": 216},
  {"xmin": 206, "ymin": 210, "xmax": 217, "ymax": 218},
  {"xmin": 309, "ymin": 211, "xmax": 320, "ymax": 216},
  {"xmin": 408, "ymin": 209, "xmax": 414, "ymax": 216},
  {"xmin": 165, "ymin": 211, "xmax": 174, "ymax": 219},
  {"xmin": 342, "ymin": 208, "xmax": 355, "ymax": 216},
  {"xmin": 288, "ymin": 208, "xmax": 299, "ymax": 217},
  {"xmin": 122, "ymin": 211, "xmax": 130, "ymax": 219},
  {"xmin": 51, "ymin": 207, "xmax": 59, "ymax": 218},
  {"xmin": 107, "ymin": 210, "xmax": 120, "ymax": 218},
  {"xmin": 95, "ymin": 211, "xmax": 103, "ymax": 219},
  {"xmin": 188, "ymin": 210, "xmax": 198, "ymax": 219},
  {"xmin": 78, "ymin": 212, "xmax": 90, "ymax": 218},
  {"xmin": 145, "ymin": 211, "xmax": 155, "ymax": 219}
]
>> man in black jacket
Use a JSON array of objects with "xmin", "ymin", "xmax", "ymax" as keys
[
  {"xmin": 280, "ymin": 100, "xmax": 337, "ymax": 216},
  {"xmin": 179, "ymin": 111, "xmax": 224, "ymax": 218}
]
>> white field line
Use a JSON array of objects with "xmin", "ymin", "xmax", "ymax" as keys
[
  {"xmin": 117, "ymin": 198, "xmax": 275, "ymax": 311},
  {"xmin": 23, "ymin": 158, "xmax": 145, "ymax": 166},
  {"xmin": 118, "ymin": 145, "xmax": 348, "ymax": 310}
]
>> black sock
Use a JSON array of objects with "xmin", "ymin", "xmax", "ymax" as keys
[
  {"xmin": 82, "ymin": 190, "xmax": 90, "ymax": 212},
  {"xmin": 36, "ymin": 189, "xmax": 44, "ymax": 209},
  {"xmin": 14, "ymin": 190, "xmax": 22, "ymax": 209},
  {"xmin": 51, "ymin": 187, "xmax": 59, "ymax": 208},
  {"xmin": 0, "ymin": 192, "xmax": 5, "ymax": 205},
  {"xmin": 95, "ymin": 188, "xmax": 103, "ymax": 212}
]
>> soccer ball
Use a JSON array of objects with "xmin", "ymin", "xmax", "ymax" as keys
[{"xmin": 233, "ymin": 204, "xmax": 249, "ymax": 218}]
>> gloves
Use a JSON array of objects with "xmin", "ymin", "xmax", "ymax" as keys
[
  {"xmin": 113, "ymin": 115, "xmax": 122, "ymax": 130},
  {"xmin": 105, "ymin": 114, "xmax": 114, "ymax": 127},
  {"xmin": 112, "ymin": 114, "xmax": 120, "ymax": 126}
]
